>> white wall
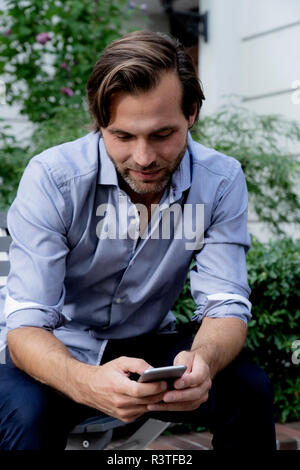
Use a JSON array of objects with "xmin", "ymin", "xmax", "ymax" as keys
[
  {"xmin": 199, "ymin": 0, "xmax": 300, "ymax": 122},
  {"xmin": 240, "ymin": 0, "xmax": 300, "ymax": 128},
  {"xmin": 199, "ymin": 0, "xmax": 243, "ymax": 113},
  {"xmin": 199, "ymin": 0, "xmax": 300, "ymax": 241}
]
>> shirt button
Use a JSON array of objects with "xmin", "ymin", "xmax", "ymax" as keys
[{"xmin": 116, "ymin": 297, "xmax": 122, "ymax": 304}]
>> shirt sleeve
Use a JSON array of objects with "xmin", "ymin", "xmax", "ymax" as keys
[
  {"xmin": 4, "ymin": 157, "xmax": 70, "ymax": 332},
  {"xmin": 190, "ymin": 161, "xmax": 252, "ymax": 325}
]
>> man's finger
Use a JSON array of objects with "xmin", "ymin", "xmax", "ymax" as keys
[
  {"xmin": 173, "ymin": 353, "xmax": 210, "ymax": 389},
  {"xmin": 112, "ymin": 356, "xmax": 168, "ymax": 397},
  {"xmin": 112, "ymin": 390, "xmax": 167, "ymax": 408},
  {"xmin": 173, "ymin": 350, "xmax": 193, "ymax": 371},
  {"xmin": 147, "ymin": 399, "xmax": 204, "ymax": 413},
  {"xmin": 117, "ymin": 356, "xmax": 153, "ymax": 375},
  {"xmin": 163, "ymin": 384, "xmax": 208, "ymax": 404}
]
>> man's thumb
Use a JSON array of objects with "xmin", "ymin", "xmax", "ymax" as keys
[{"xmin": 173, "ymin": 350, "xmax": 193, "ymax": 373}]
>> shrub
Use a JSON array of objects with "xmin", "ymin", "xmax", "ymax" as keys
[
  {"xmin": 0, "ymin": 121, "xmax": 30, "ymax": 210},
  {"xmin": 0, "ymin": 106, "xmax": 93, "ymax": 209},
  {"xmin": 28, "ymin": 105, "xmax": 91, "ymax": 156},
  {"xmin": 245, "ymin": 235, "xmax": 300, "ymax": 423}
]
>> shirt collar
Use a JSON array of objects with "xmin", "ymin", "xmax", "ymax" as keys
[
  {"xmin": 97, "ymin": 133, "xmax": 192, "ymax": 200},
  {"xmin": 98, "ymin": 136, "xmax": 119, "ymax": 186},
  {"xmin": 170, "ymin": 133, "xmax": 192, "ymax": 199}
]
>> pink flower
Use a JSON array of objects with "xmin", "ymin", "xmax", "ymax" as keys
[
  {"xmin": 59, "ymin": 62, "xmax": 69, "ymax": 70},
  {"xmin": 140, "ymin": 3, "xmax": 147, "ymax": 11},
  {"xmin": 60, "ymin": 87, "xmax": 73, "ymax": 97},
  {"xmin": 4, "ymin": 29, "xmax": 12, "ymax": 36},
  {"xmin": 36, "ymin": 32, "xmax": 51, "ymax": 44}
]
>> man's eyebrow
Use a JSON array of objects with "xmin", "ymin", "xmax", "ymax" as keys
[
  {"xmin": 107, "ymin": 128, "xmax": 133, "ymax": 135},
  {"xmin": 150, "ymin": 126, "xmax": 179, "ymax": 134},
  {"xmin": 107, "ymin": 126, "xmax": 178, "ymax": 135}
]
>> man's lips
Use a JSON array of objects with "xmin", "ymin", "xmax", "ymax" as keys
[{"xmin": 130, "ymin": 169, "xmax": 163, "ymax": 179}]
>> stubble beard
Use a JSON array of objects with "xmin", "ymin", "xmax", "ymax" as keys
[{"xmin": 109, "ymin": 141, "xmax": 188, "ymax": 195}]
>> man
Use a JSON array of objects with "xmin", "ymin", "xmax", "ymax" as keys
[{"xmin": 0, "ymin": 30, "xmax": 276, "ymax": 450}]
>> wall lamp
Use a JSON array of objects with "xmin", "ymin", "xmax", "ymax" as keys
[{"xmin": 161, "ymin": 0, "xmax": 209, "ymax": 44}]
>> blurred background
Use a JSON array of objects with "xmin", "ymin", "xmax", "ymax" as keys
[{"xmin": 0, "ymin": 0, "xmax": 299, "ymax": 427}]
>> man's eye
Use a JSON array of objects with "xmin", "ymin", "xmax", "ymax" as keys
[
  {"xmin": 152, "ymin": 132, "xmax": 173, "ymax": 140},
  {"xmin": 115, "ymin": 134, "xmax": 132, "ymax": 141}
]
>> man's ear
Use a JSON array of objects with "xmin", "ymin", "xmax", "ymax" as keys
[
  {"xmin": 187, "ymin": 103, "xmax": 198, "ymax": 129},
  {"xmin": 188, "ymin": 117, "xmax": 196, "ymax": 130}
]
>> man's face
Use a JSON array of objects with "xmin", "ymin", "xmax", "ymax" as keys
[{"xmin": 100, "ymin": 72, "xmax": 196, "ymax": 199}]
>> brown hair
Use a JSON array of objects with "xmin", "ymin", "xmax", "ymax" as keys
[{"xmin": 86, "ymin": 30, "xmax": 205, "ymax": 132}]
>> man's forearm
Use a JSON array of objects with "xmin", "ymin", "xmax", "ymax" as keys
[
  {"xmin": 190, "ymin": 317, "xmax": 248, "ymax": 379},
  {"xmin": 7, "ymin": 327, "xmax": 92, "ymax": 404},
  {"xmin": 7, "ymin": 326, "xmax": 169, "ymax": 423}
]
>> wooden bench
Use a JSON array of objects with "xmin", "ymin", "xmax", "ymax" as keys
[{"xmin": 0, "ymin": 211, "xmax": 171, "ymax": 450}]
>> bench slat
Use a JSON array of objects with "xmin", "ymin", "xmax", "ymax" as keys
[
  {"xmin": 0, "ymin": 237, "xmax": 12, "ymax": 251},
  {"xmin": 0, "ymin": 261, "xmax": 10, "ymax": 276},
  {"xmin": 0, "ymin": 212, "xmax": 8, "ymax": 229}
]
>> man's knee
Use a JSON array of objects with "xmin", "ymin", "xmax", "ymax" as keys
[
  {"xmin": 248, "ymin": 365, "xmax": 273, "ymax": 402},
  {"xmin": 0, "ymin": 365, "xmax": 55, "ymax": 449},
  {"xmin": 217, "ymin": 351, "xmax": 274, "ymax": 407},
  {"xmin": 238, "ymin": 355, "xmax": 273, "ymax": 403}
]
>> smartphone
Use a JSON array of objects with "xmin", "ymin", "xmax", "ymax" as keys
[{"xmin": 137, "ymin": 365, "xmax": 187, "ymax": 383}]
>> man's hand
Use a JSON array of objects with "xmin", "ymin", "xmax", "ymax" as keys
[
  {"xmin": 79, "ymin": 356, "xmax": 168, "ymax": 423},
  {"xmin": 146, "ymin": 350, "xmax": 212, "ymax": 412},
  {"xmin": 7, "ymin": 328, "xmax": 167, "ymax": 423}
]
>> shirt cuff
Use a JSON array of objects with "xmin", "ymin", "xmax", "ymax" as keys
[
  {"xmin": 5, "ymin": 308, "xmax": 65, "ymax": 332},
  {"xmin": 191, "ymin": 293, "xmax": 252, "ymax": 325}
]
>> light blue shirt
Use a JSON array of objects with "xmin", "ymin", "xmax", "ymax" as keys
[{"xmin": 0, "ymin": 132, "xmax": 252, "ymax": 365}]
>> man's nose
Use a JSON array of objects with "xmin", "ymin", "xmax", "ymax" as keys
[{"xmin": 132, "ymin": 139, "xmax": 156, "ymax": 169}]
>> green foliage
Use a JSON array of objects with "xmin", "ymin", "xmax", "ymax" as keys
[
  {"xmin": 0, "ymin": 120, "xmax": 31, "ymax": 210},
  {"xmin": 29, "ymin": 105, "xmax": 91, "ymax": 155},
  {"xmin": 192, "ymin": 103, "xmax": 300, "ymax": 236},
  {"xmin": 245, "ymin": 235, "xmax": 300, "ymax": 423},
  {"xmin": 0, "ymin": 106, "xmax": 91, "ymax": 209},
  {"xmin": 171, "ymin": 261, "xmax": 196, "ymax": 324},
  {"xmin": 0, "ymin": 0, "xmax": 144, "ymax": 122}
]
